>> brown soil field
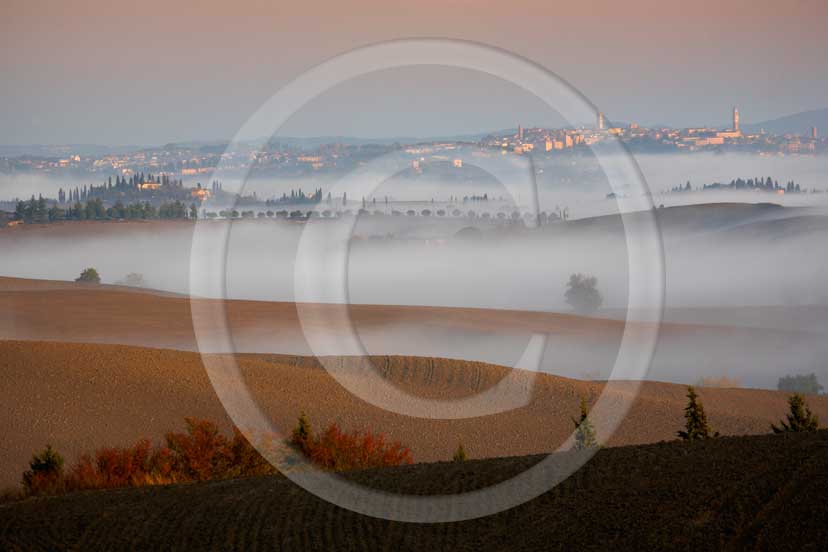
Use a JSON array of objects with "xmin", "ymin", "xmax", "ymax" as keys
[
  {"xmin": 0, "ymin": 275, "xmax": 638, "ymax": 352},
  {"xmin": 3, "ymin": 275, "xmax": 801, "ymax": 350},
  {"xmin": 3, "ymin": 430, "xmax": 828, "ymax": 550},
  {"xmin": 3, "ymin": 339, "xmax": 827, "ymax": 491},
  {"xmin": 2, "ymin": 275, "xmax": 814, "ymax": 386}
]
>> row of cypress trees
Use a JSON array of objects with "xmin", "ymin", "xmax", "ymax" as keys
[
  {"xmin": 679, "ymin": 386, "xmax": 820, "ymax": 441},
  {"xmin": 577, "ymin": 385, "xmax": 821, "ymax": 448},
  {"xmin": 455, "ymin": 386, "xmax": 822, "ymax": 460}
]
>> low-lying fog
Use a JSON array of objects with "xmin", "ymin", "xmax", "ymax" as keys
[
  {"xmin": 4, "ymin": 152, "xmax": 828, "ymax": 217},
  {"xmin": 2, "ymin": 152, "xmax": 828, "ymax": 390}
]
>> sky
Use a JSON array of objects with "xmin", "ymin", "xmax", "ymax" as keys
[{"xmin": 2, "ymin": 0, "xmax": 827, "ymax": 145}]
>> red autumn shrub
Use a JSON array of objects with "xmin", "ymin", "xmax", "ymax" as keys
[
  {"xmin": 67, "ymin": 454, "xmax": 100, "ymax": 490},
  {"xmin": 290, "ymin": 417, "xmax": 413, "ymax": 471},
  {"xmin": 20, "ymin": 415, "xmax": 411, "ymax": 499},
  {"xmin": 66, "ymin": 439, "xmax": 178, "ymax": 490},
  {"xmin": 94, "ymin": 438, "xmax": 151, "ymax": 487},
  {"xmin": 223, "ymin": 428, "xmax": 277, "ymax": 478},
  {"xmin": 164, "ymin": 418, "xmax": 231, "ymax": 481},
  {"xmin": 62, "ymin": 418, "xmax": 275, "ymax": 490},
  {"xmin": 22, "ymin": 471, "xmax": 65, "ymax": 496}
]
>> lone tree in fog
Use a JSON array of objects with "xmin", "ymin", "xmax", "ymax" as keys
[
  {"xmin": 572, "ymin": 398, "xmax": 598, "ymax": 450},
  {"xmin": 452, "ymin": 443, "xmax": 467, "ymax": 462},
  {"xmin": 75, "ymin": 267, "xmax": 100, "ymax": 284},
  {"xmin": 118, "ymin": 273, "xmax": 146, "ymax": 288},
  {"xmin": 772, "ymin": 394, "xmax": 820, "ymax": 433},
  {"xmin": 778, "ymin": 373, "xmax": 824, "ymax": 395},
  {"xmin": 678, "ymin": 386, "xmax": 718, "ymax": 441},
  {"xmin": 564, "ymin": 273, "xmax": 603, "ymax": 315}
]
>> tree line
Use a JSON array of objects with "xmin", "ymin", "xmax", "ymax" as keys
[
  {"xmin": 266, "ymin": 187, "xmax": 325, "ymax": 206},
  {"xmin": 56, "ymin": 173, "xmax": 186, "ymax": 204},
  {"xmin": 14, "ymin": 196, "xmax": 196, "ymax": 223},
  {"xmin": 672, "ymin": 176, "xmax": 805, "ymax": 193}
]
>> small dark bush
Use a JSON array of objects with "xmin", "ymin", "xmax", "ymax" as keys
[{"xmin": 452, "ymin": 444, "xmax": 467, "ymax": 462}]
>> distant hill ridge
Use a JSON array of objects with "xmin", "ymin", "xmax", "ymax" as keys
[
  {"xmin": 742, "ymin": 107, "xmax": 828, "ymax": 135},
  {"xmin": 3, "ymin": 107, "xmax": 825, "ymax": 156}
]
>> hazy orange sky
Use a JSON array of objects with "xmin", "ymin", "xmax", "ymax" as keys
[{"xmin": 2, "ymin": 0, "xmax": 827, "ymax": 144}]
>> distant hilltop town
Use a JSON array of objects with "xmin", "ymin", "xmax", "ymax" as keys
[
  {"xmin": 0, "ymin": 107, "xmax": 824, "ymax": 182},
  {"xmin": 487, "ymin": 107, "xmax": 821, "ymax": 155}
]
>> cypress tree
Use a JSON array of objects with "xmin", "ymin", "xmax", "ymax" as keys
[
  {"xmin": 452, "ymin": 443, "xmax": 467, "ymax": 462},
  {"xmin": 14, "ymin": 200, "xmax": 24, "ymax": 220},
  {"xmin": 291, "ymin": 412, "xmax": 313, "ymax": 455},
  {"xmin": 772, "ymin": 394, "xmax": 820, "ymax": 433},
  {"xmin": 678, "ymin": 386, "xmax": 718, "ymax": 441},
  {"xmin": 572, "ymin": 397, "xmax": 598, "ymax": 450}
]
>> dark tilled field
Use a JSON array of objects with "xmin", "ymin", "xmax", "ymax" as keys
[{"xmin": 2, "ymin": 431, "xmax": 828, "ymax": 551}]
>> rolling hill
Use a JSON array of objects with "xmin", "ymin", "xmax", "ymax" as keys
[
  {"xmin": 2, "ymin": 339, "xmax": 827, "ymax": 490},
  {"xmin": 2, "ymin": 430, "xmax": 827, "ymax": 550}
]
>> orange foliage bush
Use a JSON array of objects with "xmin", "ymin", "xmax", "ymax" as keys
[
  {"xmin": 21, "ymin": 416, "xmax": 412, "ymax": 498},
  {"xmin": 164, "ymin": 418, "xmax": 231, "ymax": 481},
  {"xmin": 20, "ymin": 416, "xmax": 409, "ymax": 498},
  {"xmin": 162, "ymin": 418, "xmax": 275, "ymax": 481},
  {"xmin": 22, "ymin": 471, "xmax": 65, "ymax": 496},
  {"xmin": 224, "ymin": 428, "xmax": 278, "ymax": 478},
  {"xmin": 291, "ymin": 418, "xmax": 413, "ymax": 471},
  {"xmin": 22, "ymin": 418, "xmax": 277, "ymax": 497},
  {"xmin": 67, "ymin": 439, "xmax": 177, "ymax": 491}
]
